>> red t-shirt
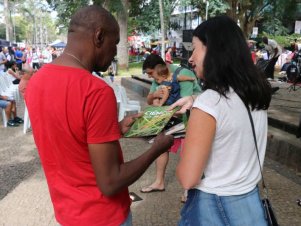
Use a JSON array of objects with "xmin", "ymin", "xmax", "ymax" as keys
[{"xmin": 25, "ymin": 64, "xmax": 131, "ymax": 226}]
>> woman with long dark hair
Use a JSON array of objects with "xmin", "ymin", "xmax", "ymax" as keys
[{"xmin": 174, "ymin": 16, "xmax": 271, "ymax": 225}]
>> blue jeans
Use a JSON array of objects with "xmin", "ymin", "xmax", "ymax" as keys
[
  {"xmin": 120, "ymin": 211, "xmax": 132, "ymax": 226},
  {"xmin": 179, "ymin": 187, "xmax": 268, "ymax": 226}
]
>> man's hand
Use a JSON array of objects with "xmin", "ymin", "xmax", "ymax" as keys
[
  {"xmin": 119, "ymin": 112, "xmax": 144, "ymax": 135},
  {"xmin": 168, "ymin": 96, "xmax": 194, "ymax": 115},
  {"xmin": 150, "ymin": 132, "xmax": 174, "ymax": 155}
]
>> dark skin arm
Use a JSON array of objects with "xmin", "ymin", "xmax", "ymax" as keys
[{"xmin": 89, "ymin": 133, "xmax": 174, "ymax": 196}]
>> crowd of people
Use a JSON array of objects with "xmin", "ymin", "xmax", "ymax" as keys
[{"xmin": 0, "ymin": 43, "xmax": 61, "ymax": 127}]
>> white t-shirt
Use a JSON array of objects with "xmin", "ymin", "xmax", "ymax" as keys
[
  {"xmin": 192, "ymin": 88, "xmax": 267, "ymax": 196},
  {"xmin": 265, "ymin": 39, "xmax": 282, "ymax": 59},
  {"xmin": 0, "ymin": 52, "xmax": 6, "ymax": 71},
  {"xmin": 32, "ymin": 52, "xmax": 39, "ymax": 63}
]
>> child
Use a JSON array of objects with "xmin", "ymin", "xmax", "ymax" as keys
[
  {"xmin": 108, "ymin": 66, "xmax": 114, "ymax": 82},
  {"xmin": 152, "ymin": 64, "xmax": 195, "ymax": 106}
]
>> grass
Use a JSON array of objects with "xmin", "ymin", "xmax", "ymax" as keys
[
  {"xmin": 118, "ymin": 61, "xmax": 144, "ymax": 77},
  {"xmin": 103, "ymin": 57, "xmax": 181, "ymax": 77}
]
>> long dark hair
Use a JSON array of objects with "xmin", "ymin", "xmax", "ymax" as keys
[{"xmin": 193, "ymin": 16, "xmax": 271, "ymax": 110}]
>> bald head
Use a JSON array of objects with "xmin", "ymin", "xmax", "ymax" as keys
[
  {"xmin": 62, "ymin": 5, "xmax": 120, "ymax": 72},
  {"xmin": 68, "ymin": 5, "xmax": 118, "ymax": 35}
]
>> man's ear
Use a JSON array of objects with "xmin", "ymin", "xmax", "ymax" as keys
[{"xmin": 95, "ymin": 28, "xmax": 105, "ymax": 47}]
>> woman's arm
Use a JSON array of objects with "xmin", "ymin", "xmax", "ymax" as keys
[
  {"xmin": 8, "ymin": 69, "xmax": 21, "ymax": 79},
  {"xmin": 176, "ymin": 108, "xmax": 216, "ymax": 189}
]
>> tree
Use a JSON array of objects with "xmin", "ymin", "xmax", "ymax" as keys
[
  {"xmin": 3, "ymin": 0, "xmax": 13, "ymax": 41},
  {"xmin": 116, "ymin": 0, "xmax": 129, "ymax": 69},
  {"xmin": 47, "ymin": 0, "xmax": 133, "ymax": 70},
  {"xmin": 159, "ymin": 0, "xmax": 165, "ymax": 59},
  {"xmin": 190, "ymin": 0, "xmax": 298, "ymax": 37}
]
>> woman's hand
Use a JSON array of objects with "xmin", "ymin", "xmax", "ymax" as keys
[{"xmin": 168, "ymin": 96, "xmax": 195, "ymax": 115}]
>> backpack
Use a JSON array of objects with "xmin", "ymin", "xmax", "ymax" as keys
[{"xmin": 161, "ymin": 67, "xmax": 183, "ymax": 105}]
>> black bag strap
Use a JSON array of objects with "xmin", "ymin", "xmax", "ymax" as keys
[{"xmin": 246, "ymin": 107, "xmax": 269, "ymax": 198}]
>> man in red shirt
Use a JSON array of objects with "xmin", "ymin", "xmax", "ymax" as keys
[{"xmin": 25, "ymin": 6, "xmax": 173, "ymax": 226}]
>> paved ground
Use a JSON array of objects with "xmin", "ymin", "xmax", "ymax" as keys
[{"xmin": 0, "ymin": 77, "xmax": 301, "ymax": 226}]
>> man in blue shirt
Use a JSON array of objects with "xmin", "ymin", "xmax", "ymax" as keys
[{"xmin": 15, "ymin": 47, "xmax": 23, "ymax": 70}]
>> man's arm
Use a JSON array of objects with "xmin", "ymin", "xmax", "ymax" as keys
[
  {"xmin": 88, "ymin": 133, "xmax": 173, "ymax": 196},
  {"xmin": 0, "ymin": 53, "xmax": 7, "ymax": 65}
]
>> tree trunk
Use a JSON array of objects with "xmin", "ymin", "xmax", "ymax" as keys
[
  {"xmin": 117, "ymin": 0, "xmax": 129, "ymax": 70},
  {"xmin": 159, "ymin": 0, "xmax": 165, "ymax": 60},
  {"xmin": 4, "ymin": 0, "xmax": 13, "ymax": 41}
]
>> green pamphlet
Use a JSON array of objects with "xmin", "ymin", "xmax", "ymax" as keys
[{"xmin": 124, "ymin": 106, "xmax": 179, "ymax": 138}]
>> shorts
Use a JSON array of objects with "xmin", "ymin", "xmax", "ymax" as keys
[
  {"xmin": 0, "ymin": 100, "xmax": 9, "ymax": 108},
  {"xmin": 179, "ymin": 186, "xmax": 267, "ymax": 226},
  {"xmin": 170, "ymin": 138, "xmax": 184, "ymax": 154}
]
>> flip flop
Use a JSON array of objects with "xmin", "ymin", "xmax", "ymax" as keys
[{"xmin": 140, "ymin": 187, "xmax": 165, "ymax": 193}]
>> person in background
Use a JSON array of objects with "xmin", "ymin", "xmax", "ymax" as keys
[
  {"xmin": 31, "ymin": 48, "xmax": 40, "ymax": 70},
  {"xmin": 0, "ymin": 46, "xmax": 7, "ymax": 74},
  {"xmin": 42, "ymin": 46, "xmax": 52, "ymax": 65},
  {"xmin": 51, "ymin": 47, "xmax": 58, "ymax": 60},
  {"xmin": 14, "ymin": 47, "xmax": 23, "ymax": 70},
  {"xmin": 6, "ymin": 61, "xmax": 22, "ymax": 84},
  {"xmin": 19, "ymin": 64, "xmax": 34, "ymax": 97},
  {"xmin": 262, "ymin": 36, "xmax": 282, "ymax": 80},
  {"xmin": 108, "ymin": 65, "xmax": 115, "ymax": 82},
  {"xmin": 3, "ymin": 47, "xmax": 13, "ymax": 70},
  {"xmin": 25, "ymin": 6, "xmax": 173, "ymax": 226},
  {"xmin": 0, "ymin": 95, "xmax": 18, "ymax": 127},
  {"xmin": 151, "ymin": 63, "xmax": 195, "ymax": 106},
  {"xmin": 165, "ymin": 47, "xmax": 173, "ymax": 65},
  {"xmin": 0, "ymin": 94, "xmax": 23, "ymax": 127},
  {"xmin": 172, "ymin": 16, "xmax": 271, "ymax": 226},
  {"xmin": 141, "ymin": 54, "xmax": 201, "ymax": 195}
]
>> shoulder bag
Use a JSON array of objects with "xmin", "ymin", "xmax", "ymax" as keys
[{"xmin": 246, "ymin": 107, "xmax": 279, "ymax": 226}]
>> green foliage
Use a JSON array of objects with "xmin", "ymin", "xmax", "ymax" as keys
[
  {"xmin": 46, "ymin": 0, "xmax": 90, "ymax": 28},
  {"xmin": 191, "ymin": 0, "xmax": 229, "ymax": 18},
  {"xmin": 261, "ymin": 32, "xmax": 301, "ymax": 49},
  {"xmin": 0, "ymin": 24, "xmax": 6, "ymax": 39},
  {"xmin": 262, "ymin": 18, "xmax": 289, "ymax": 36},
  {"xmin": 129, "ymin": 0, "xmax": 179, "ymax": 35},
  {"xmin": 261, "ymin": 0, "xmax": 298, "ymax": 35},
  {"xmin": 14, "ymin": 16, "xmax": 28, "ymax": 42}
]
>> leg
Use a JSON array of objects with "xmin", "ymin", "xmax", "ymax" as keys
[
  {"xmin": 266, "ymin": 57, "xmax": 278, "ymax": 79},
  {"xmin": 11, "ymin": 101, "xmax": 24, "ymax": 123},
  {"xmin": 4, "ymin": 101, "xmax": 12, "ymax": 120},
  {"xmin": 4, "ymin": 101, "xmax": 19, "ymax": 127},
  {"xmin": 141, "ymin": 152, "xmax": 169, "ymax": 192},
  {"xmin": 11, "ymin": 101, "xmax": 17, "ymax": 118}
]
